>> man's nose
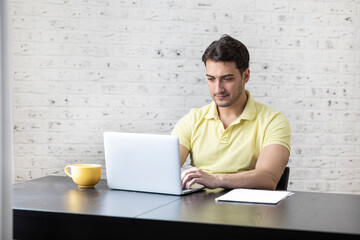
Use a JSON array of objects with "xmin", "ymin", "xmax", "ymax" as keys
[{"xmin": 215, "ymin": 79, "xmax": 224, "ymax": 92}]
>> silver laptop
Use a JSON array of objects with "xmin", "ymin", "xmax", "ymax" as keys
[{"xmin": 103, "ymin": 132, "xmax": 204, "ymax": 195}]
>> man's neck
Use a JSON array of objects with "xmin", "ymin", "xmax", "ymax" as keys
[{"xmin": 217, "ymin": 91, "xmax": 248, "ymax": 129}]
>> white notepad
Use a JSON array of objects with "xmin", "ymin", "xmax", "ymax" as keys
[{"xmin": 215, "ymin": 189, "xmax": 293, "ymax": 205}]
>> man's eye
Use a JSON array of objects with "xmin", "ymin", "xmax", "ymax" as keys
[
  {"xmin": 207, "ymin": 77, "xmax": 215, "ymax": 81},
  {"xmin": 224, "ymin": 78, "xmax": 233, "ymax": 81}
]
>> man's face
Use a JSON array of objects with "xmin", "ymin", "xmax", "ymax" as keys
[{"xmin": 205, "ymin": 60, "xmax": 249, "ymax": 108}]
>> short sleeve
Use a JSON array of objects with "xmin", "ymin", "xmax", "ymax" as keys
[
  {"xmin": 171, "ymin": 112, "xmax": 194, "ymax": 150},
  {"xmin": 262, "ymin": 112, "xmax": 291, "ymax": 152}
]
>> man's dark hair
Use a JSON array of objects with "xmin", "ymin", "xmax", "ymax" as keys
[{"xmin": 202, "ymin": 34, "xmax": 250, "ymax": 74}]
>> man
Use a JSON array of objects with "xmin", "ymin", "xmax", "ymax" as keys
[{"xmin": 172, "ymin": 35, "xmax": 291, "ymax": 190}]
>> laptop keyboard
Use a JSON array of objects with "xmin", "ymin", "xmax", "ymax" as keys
[{"xmin": 181, "ymin": 184, "xmax": 204, "ymax": 195}]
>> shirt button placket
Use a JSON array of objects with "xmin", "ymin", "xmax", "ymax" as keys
[{"xmin": 219, "ymin": 127, "xmax": 232, "ymax": 144}]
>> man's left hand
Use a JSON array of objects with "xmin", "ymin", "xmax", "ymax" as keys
[{"xmin": 181, "ymin": 167, "xmax": 219, "ymax": 189}]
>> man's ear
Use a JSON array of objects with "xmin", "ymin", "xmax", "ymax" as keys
[{"xmin": 243, "ymin": 68, "xmax": 250, "ymax": 84}]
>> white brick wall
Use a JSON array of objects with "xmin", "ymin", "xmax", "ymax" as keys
[{"xmin": 11, "ymin": 0, "xmax": 360, "ymax": 194}]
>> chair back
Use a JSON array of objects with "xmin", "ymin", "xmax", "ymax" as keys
[{"xmin": 276, "ymin": 167, "xmax": 290, "ymax": 190}]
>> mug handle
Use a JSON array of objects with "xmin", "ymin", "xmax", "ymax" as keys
[{"xmin": 64, "ymin": 165, "xmax": 72, "ymax": 178}]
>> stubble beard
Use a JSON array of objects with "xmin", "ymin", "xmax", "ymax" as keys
[{"xmin": 212, "ymin": 86, "xmax": 243, "ymax": 108}]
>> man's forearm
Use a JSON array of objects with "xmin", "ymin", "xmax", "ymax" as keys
[{"xmin": 216, "ymin": 169, "xmax": 279, "ymax": 190}]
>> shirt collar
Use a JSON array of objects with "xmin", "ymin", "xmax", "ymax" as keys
[
  {"xmin": 204, "ymin": 102, "xmax": 219, "ymax": 120},
  {"xmin": 239, "ymin": 90, "xmax": 256, "ymax": 121},
  {"xmin": 204, "ymin": 90, "xmax": 257, "ymax": 122}
]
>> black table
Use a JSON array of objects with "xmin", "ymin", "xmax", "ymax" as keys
[{"xmin": 13, "ymin": 176, "xmax": 360, "ymax": 239}]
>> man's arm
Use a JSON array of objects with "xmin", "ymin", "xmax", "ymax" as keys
[
  {"xmin": 179, "ymin": 144, "xmax": 190, "ymax": 167},
  {"xmin": 181, "ymin": 144, "xmax": 289, "ymax": 190},
  {"xmin": 216, "ymin": 144, "xmax": 289, "ymax": 190}
]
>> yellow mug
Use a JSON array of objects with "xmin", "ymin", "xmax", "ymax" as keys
[{"xmin": 64, "ymin": 164, "xmax": 101, "ymax": 188}]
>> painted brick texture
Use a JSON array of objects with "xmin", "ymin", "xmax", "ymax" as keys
[{"xmin": 11, "ymin": 0, "xmax": 360, "ymax": 194}]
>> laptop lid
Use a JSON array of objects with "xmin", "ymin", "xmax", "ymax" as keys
[{"xmin": 104, "ymin": 132, "xmax": 183, "ymax": 195}]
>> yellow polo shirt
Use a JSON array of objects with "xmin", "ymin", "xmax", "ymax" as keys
[{"xmin": 171, "ymin": 91, "xmax": 291, "ymax": 174}]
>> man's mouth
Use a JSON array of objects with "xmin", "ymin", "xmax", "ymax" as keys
[{"xmin": 215, "ymin": 94, "xmax": 229, "ymax": 100}]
